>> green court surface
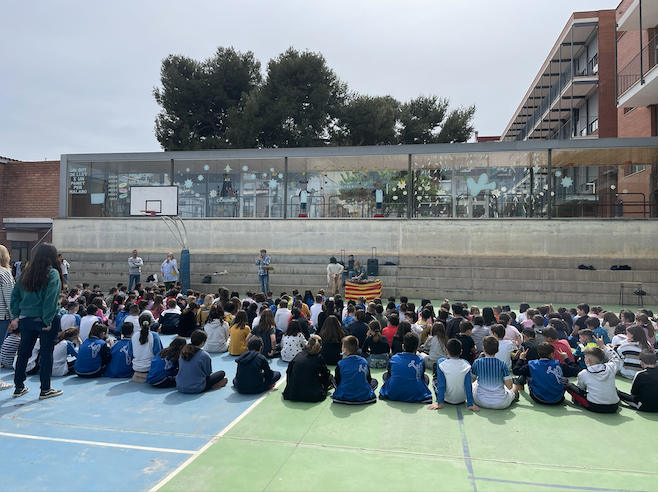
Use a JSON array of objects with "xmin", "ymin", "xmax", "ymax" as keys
[{"xmin": 154, "ymin": 370, "xmax": 658, "ymax": 492}]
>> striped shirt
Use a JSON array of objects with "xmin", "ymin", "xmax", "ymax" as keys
[
  {"xmin": 0, "ymin": 268, "xmax": 15, "ymax": 320},
  {"xmin": 615, "ymin": 342, "xmax": 645, "ymax": 379},
  {"xmin": 471, "ymin": 356, "xmax": 511, "ymax": 406}
]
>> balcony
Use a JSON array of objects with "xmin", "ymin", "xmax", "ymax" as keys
[
  {"xmin": 617, "ymin": 0, "xmax": 658, "ymax": 32},
  {"xmin": 617, "ymin": 33, "xmax": 658, "ymax": 107}
]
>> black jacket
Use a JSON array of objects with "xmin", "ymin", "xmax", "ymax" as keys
[
  {"xmin": 282, "ymin": 349, "xmax": 332, "ymax": 402},
  {"xmin": 234, "ymin": 350, "xmax": 274, "ymax": 394}
]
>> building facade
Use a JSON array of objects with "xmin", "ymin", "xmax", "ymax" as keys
[{"xmin": 500, "ymin": 2, "xmax": 657, "ymax": 217}]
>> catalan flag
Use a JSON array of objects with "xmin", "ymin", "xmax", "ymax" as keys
[{"xmin": 345, "ymin": 280, "xmax": 382, "ymax": 302}]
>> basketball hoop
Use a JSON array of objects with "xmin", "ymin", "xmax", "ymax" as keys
[{"xmin": 140, "ymin": 210, "xmax": 156, "ymax": 216}]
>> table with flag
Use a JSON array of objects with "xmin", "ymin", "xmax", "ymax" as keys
[{"xmin": 345, "ymin": 280, "xmax": 383, "ymax": 302}]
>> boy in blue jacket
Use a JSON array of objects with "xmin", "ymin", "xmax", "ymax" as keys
[
  {"xmin": 104, "ymin": 322, "xmax": 134, "ymax": 378},
  {"xmin": 332, "ymin": 335, "xmax": 378, "ymax": 404},
  {"xmin": 233, "ymin": 337, "xmax": 281, "ymax": 394},
  {"xmin": 379, "ymin": 332, "xmax": 432, "ymax": 403},
  {"xmin": 513, "ymin": 341, "xmax": 581, "ymax": 405}
]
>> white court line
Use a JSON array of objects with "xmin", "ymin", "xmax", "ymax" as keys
[
  {"xmin": 0, "ymin": 431, "xmax": 195, "ymax": 455},
  {"xmin": 150, "ymin": 376, "xmax": 287, "ymax": 492}
]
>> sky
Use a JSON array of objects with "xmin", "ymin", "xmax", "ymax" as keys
[{"xmin": 0, "ymin": 0, "xmax": 621, "ymax": 161}]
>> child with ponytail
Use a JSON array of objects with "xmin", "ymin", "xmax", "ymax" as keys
[
  {"xmin": 176, "ymin": 330, "xmax": 228, "ymax": 394},
  {"xmin": 147, "ymin": 337, "xmax": 187, "ymax": 388},
  {"xmin": 131, "ymin": 313, "xmax": 163, "ymax": 381}
]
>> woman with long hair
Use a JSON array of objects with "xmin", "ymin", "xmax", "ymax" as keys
[
  {"xmin": 317, "ymin": 315, "xmax": 346, "ymax": 365},
  {"xmin": 283, "ymin": 335, "xmax": 332, "ymax": 402},
  {"xmin": 131, "ymin": 313, "xmax": 164, "ymax": 378},
  {"xmin": 616, "ymin": 325, "xmax": 652, "ymax": 379},
  {"xmin": 9, "ymin": 243, "xmax": 64, "ymax": 399},
  {"xmin": 248, "ymin": 309, "xmax": 278, "ymax": 358},
  {"xmin": 229, "ymin": 310, "xmax": 250, "ymax": 355},
  {"xmin": 204, "ymin": 303, "xmax": 230, "ymax": 353},
  {"xmin": 177, "ymin": 329, "xmax": 227, "ymax": 394}
]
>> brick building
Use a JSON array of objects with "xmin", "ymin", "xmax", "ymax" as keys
[
  {"xmin": 499, "ymin": 1, "xmax": 658, "ymax": 217},
  {"xmin": 0, "ymin": 157, "xmax": 59, "ymax": 265}
]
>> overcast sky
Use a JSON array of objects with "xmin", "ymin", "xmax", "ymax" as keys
[{"xmin": 1, "ymin": 0, "xmax": 620, "ymax": 161}]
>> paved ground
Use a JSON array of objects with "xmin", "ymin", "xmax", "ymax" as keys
[{"xmin": 1, "ymin": 311, "xmax": 657, "ymax": 492}]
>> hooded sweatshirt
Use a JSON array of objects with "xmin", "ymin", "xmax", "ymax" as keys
[
  {"xmin": 576, "ymin": 346, "xmax": 622, "ymax": 404},
  {"xmin": 234, "ymin": 350, "xmax": 274, "ymax": 394}
]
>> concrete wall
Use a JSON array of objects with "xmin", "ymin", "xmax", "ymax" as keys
[{"xmin": 53, "ymin": 218, "xmax": 658, "ymax": 259}]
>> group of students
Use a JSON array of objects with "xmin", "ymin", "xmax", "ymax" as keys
[
  {"xmin": 279, "ymin": 296, "xmax": 658, "ymax": 414},
  {"xmin": 2, "ymin": 246, "xmax": 657, "ymax": 413}
]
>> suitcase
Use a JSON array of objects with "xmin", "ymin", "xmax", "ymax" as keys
[{"xmin": 367, "ymin": 247, "xmax": 378, "ymax": 276}]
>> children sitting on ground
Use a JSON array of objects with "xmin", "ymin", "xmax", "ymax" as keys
[
  {"xmin": 233, "ymin": 336, "xmax": 281, "ymax": 394},
  {"xmin": 52, "ymin": 327, "xmax": 80, "ymax": 376},
  {"xmin": 362, "ymin": 320, "xmax": 390, "ymax": 368},
  {"xmin": 584, "ymin": 316, "xmax": 611, "ymax": 345},
  {"xmin": 520, "ymin": 328, "xmax": 541, "ymax": 360},
  {"xmin": 542, "ymin": 326, "xmax": 575, "ymax": 363},
  {"xmin": 530, "ymin": 315, "xmax": 546, "ymax": 343},
  {"xmin": 471, "ymin": 335, "xmax": 519, "ymax": 409},
  {"xmin": 564, "ymin": 335, "xmax": 622, "ymax": 413},
  {"xmin": 470, "ymin": 315, "xmax": 490, "ymax": 354},
  {"xmin": 490, "ymin": 324, "xmax": 515, "ymax": 370},
  {"xmin": 429, "ymin": 338, "xmax": 479, "ymax": 412},
  {"xmin": 380, "ymin": 332, "xmax": 432, "ymax": 403},
  {"xmin": 75, "ymin": 322, "xmax": 112, "ymax": 378},
  {"xmin": 617, "ymin": 350, "xmax": 658, "ymax": 412},
  {"xmin": 228, "ymin": 310, "xmax": 251, "ymax": 356},
  {"xmin": 203, "ymin": 304, "xmax": 230, "ymax": 353},
  {"xmin": 147, "ymin": 337, "xmax": 187, "ymax": 388},
  {"xmin": 104, "ymin": 322, "xmax": 134, "ymax": 378},
  {"xmin": 611, "ymin": 323, "xmax": 628, "ymax": 347},
  {"xmin": 60, "ymin": 301, "xmax": 81, "ymax": 330},
  {"xmin": 422, "ymin": 321, "xmax": 449, "ymax": 371},
  {"xmin": 131, "ymin": 314, "xmax": 163, "ymax": 382},
  {"xmin": 283, "ymin": 335, "xmax": 333, "ymax": 402},
  {"xmin": 332, "ymin": 335, "xmax": 377, "ymax": 404},
  {"xmin": 177, "ymin": 329, "xmax": 228, "ymax": 394},
  {"xmin": 280, "ymin": 320, "xmax": 308, "ymax": 362},
  {"xmin": 455, "ymin": 320, "xmax": 477, "ymax": 365},
  {"xmin": 616, "ymin": 325, "xmax": 651, "ymax": 379},
  {"xmin": 0, "ymin": 327, "xmax": 21, "ymax": 368},
  {"xmin": 512, "ymin": 341, "xmax": 581, "ymax": 405},
  {"xmin": 574, "ymin": 329, "xmax": 597, "ymax": 368}
]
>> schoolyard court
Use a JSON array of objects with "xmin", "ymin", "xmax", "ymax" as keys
[{"xmin": 1, "ymin": 301, "xmax": 657, "ymax": 492}]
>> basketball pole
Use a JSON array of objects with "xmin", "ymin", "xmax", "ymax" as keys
[{"xmin": 163, "ymin": 216, "xmax": 190, "ymax": 292}]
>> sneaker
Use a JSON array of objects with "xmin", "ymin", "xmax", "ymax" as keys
[
  {"xmin": 39, "ymin": 388, "xmax": 63, "ymax": 400},
  {"xmin": 0, "ymin": 381, "xmax": 13, "ymax": 391},
  {"xmin": 13, "ymin": 387, "xmax": 29, "ymax": 398}
]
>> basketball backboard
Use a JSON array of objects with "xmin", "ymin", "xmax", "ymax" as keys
[{"xmin": 130, "ymin": 186, "xmax": 178, "ymax": 216}]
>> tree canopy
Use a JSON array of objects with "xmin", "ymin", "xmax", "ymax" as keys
[{"xmin": 153, "ymin": 46, "xmax": 475, "ymax": 150}]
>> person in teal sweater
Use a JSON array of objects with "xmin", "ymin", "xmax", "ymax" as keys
[{"xmin": 9, "ymin": 243, "xmax": 64, "ymax": 399}]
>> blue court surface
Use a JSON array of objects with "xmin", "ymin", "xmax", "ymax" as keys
[{"xmin": 0, "ymin": 334, "xmax": 288, "ymax": 492}]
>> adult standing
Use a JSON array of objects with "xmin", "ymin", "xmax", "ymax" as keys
[
  {"xmin": 342, "ymin": 254, "xmax": 355, "ymax": 286},
  {"xmin": 58, "ymin": 254, "xmax": 70, "ymax": 286},
  {"xmin": 161, "ymin": 252, "xmax": 178, "ymax": 290},
  {"xmin": 10, "ymin": 243, "xmax": 64, "ymax": 399},
  {"xmin": 128, "ymin": 250, "xmax": 144, "ymax": 292},
  {"xmin": 255, "ymin": 249, "xmax": 271, "ymax": 294},
  {"xmin": 0, "ymin": 245, "xmax": 15, "ymax": 387},
  {"xmin": 326, "ymin": 257, "xmax": 344, "ymax": 296}
]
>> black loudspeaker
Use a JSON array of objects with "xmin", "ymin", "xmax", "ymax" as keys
[{"xmin": 367, "ymin": 258, "xmax": 379, "ymax": 276}]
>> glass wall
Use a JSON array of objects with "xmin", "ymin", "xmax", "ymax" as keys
[
  {"xmin": 287, "ymin": 155, "xmax": 408, "ymax": 217},
  {"xmin": 65, "ymin": 144, "xmax": 658, "ymax": 219},
  {"xmin": 173, "ymin": 158, "xmax": 285, "ymax": 218},
  {"xmin": 412, "ymin": 151, "xmax": 549, "ymax": 218}
]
